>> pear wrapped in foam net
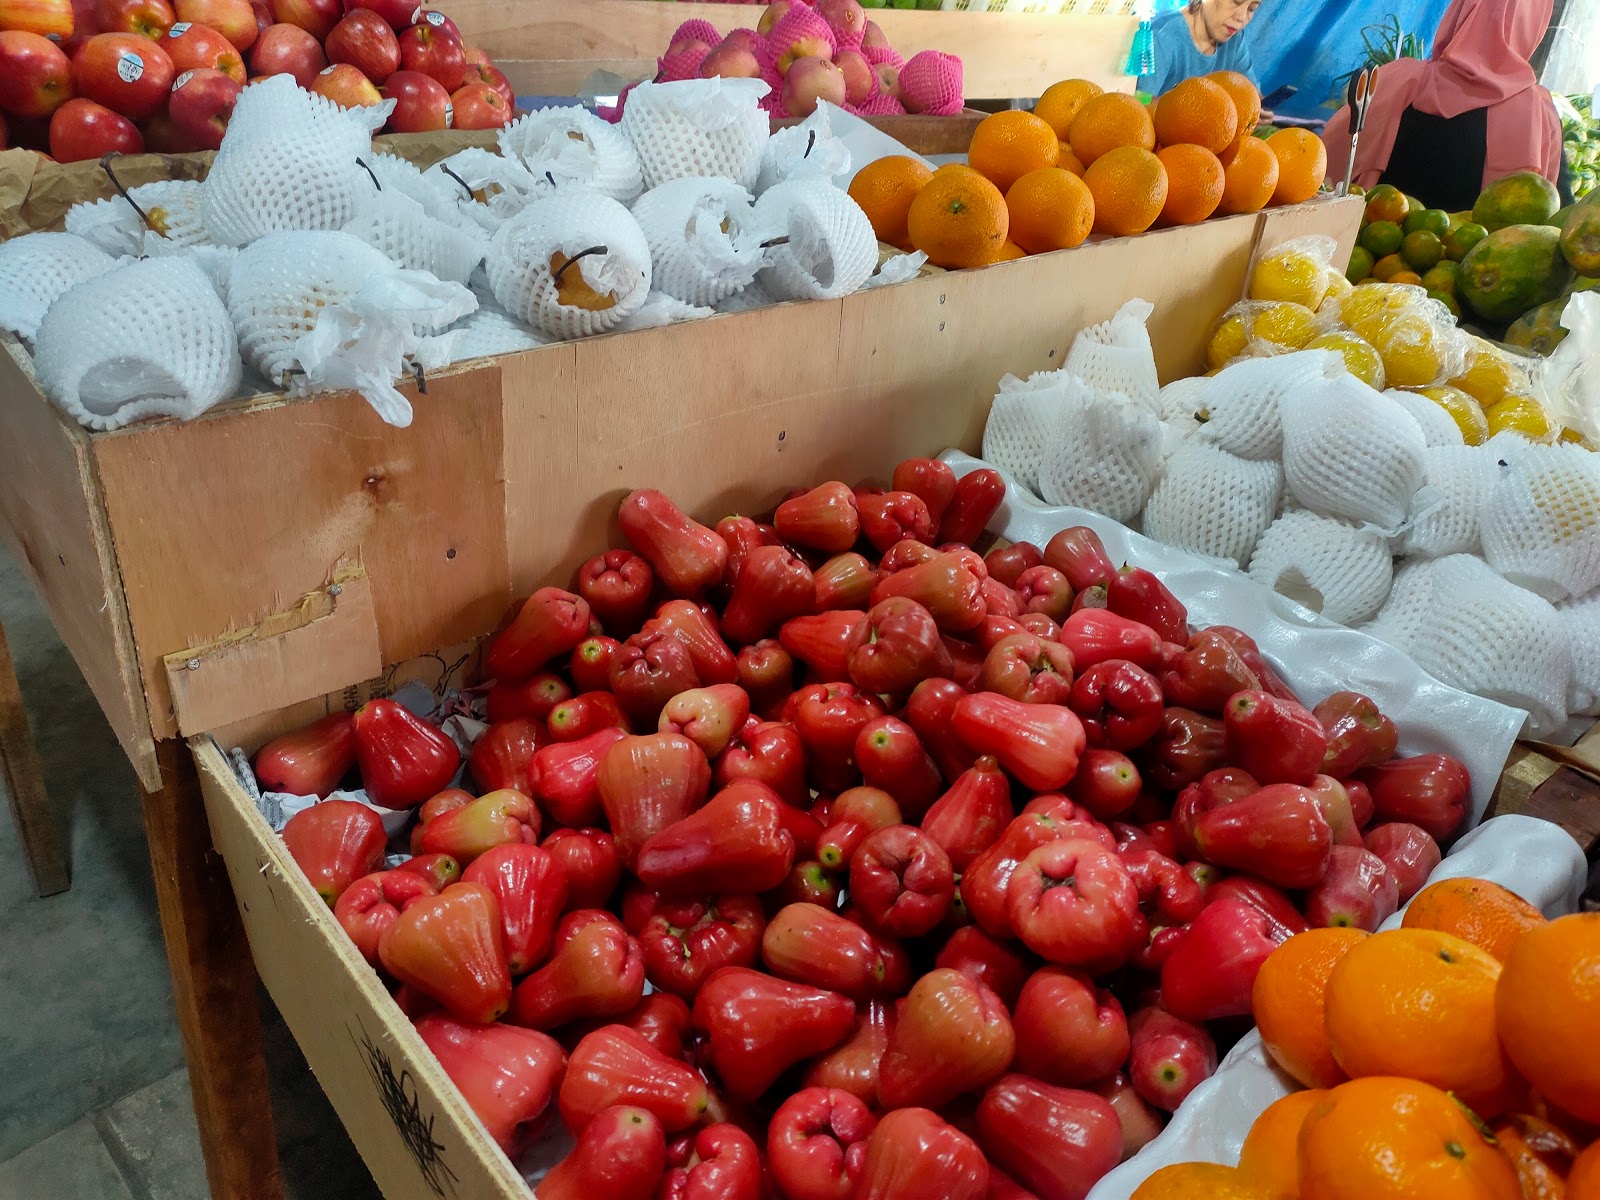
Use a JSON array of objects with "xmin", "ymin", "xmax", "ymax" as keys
[
  {"xmin": 66, "ymin": 179, "xmax": 210, "ymax": 257},
  {"xmin": 1196, "ymin": 349, "xmax": 1344, "ymax": 461},
  {"xmin": 1386, "ymin": 388, "xmax": 1465, "ymax": 448},
  {"xmin": 1479, "ymin": 437, "xmax": 1600, "ymax": 603},
  {"xmin": 0, "ymin": 232, "xmax": 115, "ymax": 342},
  {"xmin": 1062, "ymin": 298, "xmax": 1161, "ymax": 417},
  {"xmin": 1394, "ymin": 444, "xmax": 1499, "ymax": 559},
  {"xmin": 1143, "ymin": 440, "xmax": 1283, "ymax": 567},
  {"xmin": 1248, "ymin": 508, "xmax": 1394, "ymax": 625},
  {"xmin": 1280, "ymin": 373, "xmax": 1426, "ymax": 533},
  {"xmin": 752, "ymin": 178, "xmax": 876, "ymax": 302},
  {"xmin": 498, "ymin": 106, "xmax": 645, "ymax": 204},
  {"xmin": 33, "ymin": 256, "xmax": 241, "ymax": 431},
  {"xmin": 1036, "ymin": 385, "xmax": 1164, "ymax": 524},
  {"xmin": 632, "ymin": 177, "xmax": 766, "ymax": 308},
  {"xmin": 342, "ymin": 184, "xmax": 487, "ymax": 284},
  {"xmin": 983, "ymin": 369, "xmax": 1074, "ymax": 498},
  {"xmin": 485, "ymin": 190, "xmax": 652, "ymax": 341},
  {"xmin": 424, "ymin": 148, "xmax": 545, "ymax": 233},
  {"xmin": 621, "ymin": 79, "xmax": 771, "ymax": 191}
]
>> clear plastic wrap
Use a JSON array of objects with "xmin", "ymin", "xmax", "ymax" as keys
[{"xmin": 1247, "ymin": 235, "xmax": 1337, "ymax": 311}]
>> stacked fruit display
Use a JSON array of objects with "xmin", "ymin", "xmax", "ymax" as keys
[
  {"xmin": 1135, "ymin": 883, "xmax": 1600, "ymax": 1200},
  {"xmin": 1345, "ymin": 170, "xmax": 1600, "ymax": 354},
  {"xmin": 647, "ymin": 1, "xmax": 963, "ymax": 120},
  {"xmin": 0, "ymin": 0, "xmax": 512, "ymax": 161},
  {"xmin": 846, "ymin": 71, "xmax": 1325, "ymax": 269},
  {"xmin": 258, "ymin": 456, "xmax": 1467, "ymax": 1197}
]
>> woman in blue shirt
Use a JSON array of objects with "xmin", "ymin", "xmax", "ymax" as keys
[{"xmin": 1137, "ymin": 0, "xmax": 1262, "ymax": 96}]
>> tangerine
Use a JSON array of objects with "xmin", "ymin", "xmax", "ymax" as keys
[
  {"xmin": 968, "ymin": 109, "xmax": 1061, "ymax": 194},
  {"xmin": 1217, "ymin": 135, "xmax": 1280, "ymax": 216},
  {"xmin": 1237, "ymin": 1089, "xmax": 1327, "ymax": 1200},
  {"xmin": 848, "ymin": 154, "xmax": 936, "ymax": 251},
  {"xmin": 1571, "ymin": 1142, "xmax": 1600, "ymax": 1200},
  {"xmin": 1005, "ymin": 167, "xmax": 1095, "ymax": 254},
  {"xmin": 1491, "ymin": 1113, "xmax": 1582, "ymax": 1200},
  {"xmin": 1131, "ymin": 1163, "xmax": 1274, "ymax": 1200},
  {"xmin": 1496, "ymin": 913, "xmax": 1600, "ymax": 1124},
  {"xmin": 994, "ymin": 240, "xmax": 1027, "ymax": 261},
  {"xmin": 1267, "ymin": 127, "xmax": 1327, "ymax": 205},
  {"xmin": 1208, "ymin": 70, "xmax": 1261, "ymax": 140},
  {"xmin": 1153, "ymin": 75, "xmax": 1238, "ymax": 154},
  {"xmin": 1084, "ymin": 145, "xmax": 1168, "ymax": 236},
  {"xmin": 1068, "ymin": 91, "xmax": 1155, "ymax": 167},
  {"xmin": 1155, "ymin": 143, "xmax": 1224, "ymax": 226},
  {"xmin": 1365, "ymin": 183, "xmax": 1410, "ymax": 224},
  {"xmin": 906, "ymin": 164, "xmax": 1009, "ymax": 269},
  {"xmin": 1402, "ymin": 877, "xmax": 1545, "ymax": 961},
  {"xmin": 1058, "ymin": 143, "xmax": 1087, "ymax": 176},
  {"xmin": 1252, "ymin": 927, "xmax": 1367, "ymax": 1089},
  {"xmin": 1034, "ymin": 78, "xmax": 1103, "ymax": 139}
]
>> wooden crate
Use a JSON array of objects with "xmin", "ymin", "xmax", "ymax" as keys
[{"xmin": 460, "ymin": 0, "xmax": 1139, "ymax": 99}]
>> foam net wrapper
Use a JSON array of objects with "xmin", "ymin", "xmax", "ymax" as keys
[
  {"xmin": 0, "ymin": 232, "xmax": 115, "ymax": 342},
  {"xmin": 1280, "ymin": 373, "xmax": 1426, "ymax": 533},
  {"xmin": 1248, "ymin": 508, "xmax": 1394, "ymax": 626},
  {"xmin": 203, "ymin": 75, "xmax": 392, "ymax": 247},
  {"xmin": 1394, "ymin": 444, "xmax": 1499, "ymax": 559},
  {"xmin": 755, "ymin": 104, "xmax": 852, "ymax": 195},
  {"xmin": 1363, "ymin": 554, "xmax": 1572, "ymax": 736},
  {"xmin": 486, "ymin": 190, "xmax": 652, "ymax": 341},
  {"xmin": 446, "ymin": 303, "xmax": 550, "ymax": 364},
  {"xmin": 1479, "ymin": 437, "xmax": 1600, "ymax": 603},
  {"xmin": 631, "ymin": 177, "xmax": 765, "ymax": 308},
  {"xmin": 1143, "ymin": 440, "xmax": 1283, "ymax": 567},
  {"xmin": 227, "ymin": 230, "xmax": 475, "ymax": 428},
  {"xmin": 1062, "ymin": 299, "xmax": 1160, "ymax": 416},
  {"xmin": 713, "ymin": 280, "xmax": 776, "ymax": 315},
  {"xmin": 342, "ymin": 186, "xmax": 487, "ymax": 285},
  {"xmin": 362, "ymin": 152, "xmax": 466, "ymax": 223},
  {"xmin": 1198, "ymin": 349, "xmax": 1343, "ymax": 461},
  {"xmin": 614, "ymin": 292, "xmax": 715, "ymax": 332},
  {"xmin": 621, "ymin": 79, "xmax": 771, "ymax": 191},
  {"xmin": 1037, "ymin": 389, "xmax": 1163, "ymax": 524},
  {"xmin": 752, "ymin": 179, "xmax": 877, "ymax": 302},
  {"xmin": 65, "ymin": 179, "xmax": 209, "ymax": 257},
  {"xmin": 1557, "ymin": 590, "xmax": 1600, "ymax": 717},
  {"xmin": 498, "ymin": 107, "xmax": 645, "ymax": 204},
  {"xmin": 424, "ymin": 148, "xmax": 545, "ymax": 232},
  {"xmin": 33, "ymin": 256, "xmax": 241, "ymax": 431},
  {"xmin": 1385, "ymin": 388, "xmax": 1466, "ymax": 448},
  {"xmin": 983, "ymin": 369, "xmax": 1075, "ymax": 497}
]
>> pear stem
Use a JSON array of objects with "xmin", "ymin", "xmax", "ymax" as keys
[
  {"xmin": 439, "ymin": 164, "xmax": 474, "ymax": 198},
  {"xmin": 553, "ymin": 244, "xmax": 608, "ymax": 285},
  {"xmin": 355, "ymin": 157, "xmax": 381, "ymax": 191},
  {"xmin": 100, "ymin": 154, "xmax": 160, "ymax": 236}
]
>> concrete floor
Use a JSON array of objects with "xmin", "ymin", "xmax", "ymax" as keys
[{"xmin": 0, "ymin": 544, "xmax": 380, "ymax": 1200}]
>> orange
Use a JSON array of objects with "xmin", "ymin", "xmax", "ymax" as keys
[
  {"xmin": 1005, "ymin": 167, "xmax": 1095, "ymax": 254},
  {"xmin": 1084, "ymin": 145, "xmax": 1168, "ymax": 236},
  {"xmin": 1155, "ymin": 143, "xmax": 1224, "ymax": 226},
  {"xmin": 995, "ymin": 240, "xmax": 1026, "ymax": 262},
  {"xmin": 1034, "ymin": 78, "xmax": 1104, "ymax": 139},
  {"xmin": 1237, "ymin": 1089, "xmax": 1328, "ymax": 1199},
  {"xmin": 1068, "ymin": 91, "xmax": 1155, "ymax": 167},
  {"xmin": 1216, "ymin": 135, "xmax": 1280, "ymax": 215},
  {"xmin": 1496, "ymin": 913, "xmax": 1600, "ymax": 1124},
  {"xmin": 1298, "ymin": 1076, "xmax": 1523, "ymax": 1200},
  {"xmin": 1390, "ymin": 270, "xmax": 1425, "ymax": 286},
  {"xmin": 1153, "ymin": 75, "xmax": 1239, "ymax": 154},
  {"xmin": 1491, "ymin": 1113, "xmax": 1582, "ymax": 1199},
  {"xmin": 848, "ymin": 155, "xmax": 936, "ymax": 251},
  {"xmin": 1130, "ymin": 1163, "xmax": 1274, "ymax": 1199},
  {"xmin": 1267, "ymin": 127, "xmax": 1328, "ymax": 205},
  {"xmin": 1209, "ymin": 69, "xmax": 1262, "ymax": 140},
  {"xmin": 1325, "ymin": 928, "xmax": 1520, "ymax": 1117},
  {"xmin": 1253, "ymin": 927, "xmax": 1366, "ymax": 1089},
  {"xmin": 1058, "ymin": 143, "xmax": 1086, "ymax": 176},
  {"xmin": 968, "ymin": 110, "xmax": 1061, "ymax": 194},
  {"xmin": 1571, "ymin": 1142, "xmax": 1600, "ymax": 1200},
  {"xmin": 1402, "ymin": 877, "xmax": 1546, "ymax": 962},
  {"xmin": 906, "ymin": 164, "xmax": 1009, "ymax": 270}
]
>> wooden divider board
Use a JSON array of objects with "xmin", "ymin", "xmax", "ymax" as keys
[{"xmin": 455, "ymin": 0, "xmax": 1137, "ymax": 98}]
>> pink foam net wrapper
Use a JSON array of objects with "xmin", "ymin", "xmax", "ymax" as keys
[
  {"xmin": 657, "ymin": 45, "xmax": 710, "ymax": 83},
  {"xmin": 900, "ymin": 50, "xmax": 964, "ymax": 117},
  {"xmin": 854, "ymin": 92, "xmax": 906, "ymax": 117},
  {"xmin": 862, "ymin": 44, "xmax": 904, "ymax": 69},
  {"xmin": 768, "ymin": 6, "xmax": 837, "ymax": 66},
  {"xmin": 670, "ymin": 18, "xmax": 721, "ymax": 48}
]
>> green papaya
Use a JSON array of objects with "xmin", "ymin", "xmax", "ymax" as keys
[
  {"xmin": 1503, "ymin": 298, "xmax": 1570, "ymax": 356},
  {"xmin": 1457, "ymin": 224, "xmax": 1572, "ymax": 322},
  {"xmin": 1472, "ymin": 171, "xmax": 1562, "ymax": 231},
  {"xmin": 1560, "ymin": 194, "xmax": 1600, "ymax": 277}
]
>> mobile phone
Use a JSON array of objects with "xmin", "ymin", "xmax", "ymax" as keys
[{"xmin": 1261, "ymin": 84, "xmax": 1298, "ymax": 108}]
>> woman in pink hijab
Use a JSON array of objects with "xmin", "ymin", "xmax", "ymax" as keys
[{"xmin": 1322, "ymin": 0, "xmax": 1566, "ymax": 212}]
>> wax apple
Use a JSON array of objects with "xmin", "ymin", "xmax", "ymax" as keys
[
  {"xmin": 939, "ymin": 468, "xmax": 1004, "ymax": 545},
  {"xmin": 984, "ymin": 542, "xmax": 1041, "ymax": 589},
  {"xmin": 597, "ymin": 733, "xmax": 711, "ymax": 867},
  {"xmin": 1159, "ymin": 896, "xmax": 1292, "ymax": 1022},
  {"xmin": 1303, "ymin": 844, "xmax": 1398, "ymax": 931},
  {"xmin": 788, "ymin": 682, "xmax": 885, "ymax": 793},
  {"xmin": 722, "ymin": 544, "xmax": 815, "ymax": 645},
  {"xmin": 460, "ymin": 843, "xmax": 567, "ymax": 975},
  {"xmin": 714, "ymin": 719, "xmax": 806, "ymax": 807},
  {"xmin": 776, "ymin": 482, "xmax": 860, "ymax": 554},
  {"xmin": 414, "ymin": 1014, "xmax": 564, "ymax": 1154},
  {"xmin": 254, "ymin": 712, "xmax": 355, "ymax": 798},
  {"xmin": 854, "ymin": 716, "xmax": 942, "ymax": 819},
  {"xmin": 533, "ymin": 728, "xmax": 626, "ymax": 828},
  {"xmin": 903, "ymin": 677, "xmax": 977, "ymax": 783},
  {"xmin": 1315, "ymin": 690, "xmax": 1398, "ymax": 776},
  {"xmin": 511, "ymin": 909, "xmax": 643, "ymax": 1029},
  {"xmin": 766, "ymin": 1087, "xmax": 876, "ymax": 1200},
  {"xmin": 920, "ymin": 756, "xmax": 1010, "ymax": 872},
  {"xmin": 1007, "ymin": 839, "xmax": 1139, "ymax": 969},
  {"xmin": 870, "ymin": 552, "xmax": 985, "ymax": 633},
  {"xmin": 536, "ymin": 1105, "xmax": 665, "ymax": 1200},
  {"xmin": 558, "ymin": 1026, "xmax": 709, "ymax": 1133},
  {"xmin": 379, "ymin": 882, "xmax": 512, "ymax": 1023},
  {"xmin": 1145, "ymin": 707, "xmax": 1226, "ymax": 791},
  {"xmin": 1093, "ymin": 1074, "xmax": 1164, "ymax": 1162},
  {"xmin": 849, "ymin": 597, "xmax": 951, "ymax": 696},
  {"xmin": 779, "ymin": 611, "xmax": 868, "ymax": 682},
  {"xmin": 575, "ymin": 549, "xmax": 653, "ymax": 636},
  {"xmin": 248, "ymin": 20, "xmax": 323, "ymax": 83},
  {"xmin": 951, "ymin": 694, "xmax": 1084, "ymax": 792},
  {"xmin": 634, "ymin": 779, "xmax": 794, "ymax": 897},
  {"xmin": 855, "ymin": 1108, "xmax": 989, "ymax": 1200},
  {"xmin": 1353, "ymin": 754, "xmax": 1470, "ymax": 841},
  {"xmin": 979, "ymin": 632, "xmax": 1073, "ymax": 705},
  {"xmin": 542, "ymin": 827, "xmax": 622, "ymax": 910},
  {"xmin": 418, "ymin": 789, "xmax": 538, "ymax": 865},
  {"xmin": 651, "ymin": 600, "xmax": 738, "ymax": 685},
  {"xmin": 1363, "ymin": 822, "xmax": 1441, "ymax": 903},
  {"xmin": 933, "ymin": 926, "xmax": 1030, "ymax": 1009},
  {"xmin": 1012, "ymin": 967, "xmax": 1129, "ymax": 1087},
  {"xmin": 735, "ymin": 640, "xmax": 793, "ymax": 715},
  {"xmin": 891, "ymin": 458, "xmax": 958, "ymax": 528},
  {"xmin": 1060, "ymin": 610, "xmax": 1162, "ymax": 672},
  {"xmin": 282, "ymin": 799, "xmax": 385, "ymax": 905},
  {"xmin": 762, "ymin": 903, "xmax": 891, "ymax": 999},
  {"xmin": 1013, "ymin": 565, "xmax": 1072, "ymax": 624},
  {"xmin": 976, "ymin": 1076, "xmax": 1122, "ymax": 1200},
  {"xmin": 849, "ymin": 824, "xmax": 954, "ymax": 938},
  {"xmin": 0, "ymin": 32, "xmax": 74, "ymax": 118},
  {"xmin": 1192, "ymin": 783, "xmax": 1332, "ymax": 889},
  {"xmin": 1223, "ymin": 690, "xmax": 1328, "ymax": 786},
  {"xmin": 658, "ymin": 685, "xmax": 749, "ymax": 760},
  {"xmin": 637, "ymin": 894, "xmax": 764, "ymax": 999},
  {"xmin": 74, "ymin": 32, "xmax": 175, "ymax": 118},
  {"xmin": 1127, "ymin": 1007, "xmax": 1217, "ymax": 1112},
  {"xmin": 812, "ymin": 553, "xmax": 877, "ymax": 611},
  {"xmin": 802, "ymin": 1001, "xmax": 893, "ymax": 1107},
  {"xmin": 878, "ymin": 968, "xmax": 1014, "ymax": 1110},
  {"xmin": 351, "ymin": 699, "xmax": 459, "ymax": 810},
  {"xmin": 1157, "ymin": 630, "xmax": 1260, "ymax": 714},
  {"xmin": 693, "ymin": 967, "xmax": 856, "ymax": 1101},
  {"xmin": 334, "ymin": 868, "xmax": 435, "ymax": 963},
  {"xmin": 961, "ymin": 813, "xmax": 1065, "ymax": 939},
  {"xmin": 547, "ymin": 693, "xmax": 627, "ymax": 743},
  {"xmin": 1042, "ymin": 527, "xmax": 1114, "ymax": 592},
  {"xmin": 658, "ymin": 1124, "xmax": 762, "ymax": 1200}
]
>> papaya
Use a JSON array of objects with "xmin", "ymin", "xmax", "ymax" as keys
[
  {"xmin": 1457, "ymin": 223, "xmax": 1572, "ymax": 322},
  {"xmin": 1503, "ymin": 298, "xmax": 1569, "ymax": 356},
  {"xmin": 1472, "ymin": 170, "xmax": 1562, "ymax": 231},
  {"xmin": 1547, "ymin": 204, "xmax": 1574, "ymax": 228},
  {"xmin": 1559, "ymin": 194, "xmax": 1600, "ymax": 277}
]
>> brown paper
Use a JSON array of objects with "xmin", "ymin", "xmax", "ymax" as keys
[{"xmin": 0, "ymin": 130, "xmax": 501, "ymax": 241}]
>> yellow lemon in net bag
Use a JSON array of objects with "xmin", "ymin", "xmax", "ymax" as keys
[
  {"xmin": 1250, "ymin": 244, "xmax": 1329, "ymax": 309},
  {"xmin": 1208, "ymin": 312, "xmax": 1250, "ymax": 371},
  {"xmin": 1412, "ymin": 384, "xmax": 1489, "ymax": 446},
  {"xmin": 1308, "ymin": 330, "xmax": 1385, "ymax": 389},
  {"xmin": 1485, "ymin": 396, "xmax": 1556, "ymax": 443},
  {"xmin": 1320, "ymin": 269, "xmax": 1353, "ymax": 308},
  {"xmin": 1376, "ymin": 311, "xmax": 1448, "ymax": 388},
  {"xmin": 1449, "ymin": 338, "xmax": 1520, "ymax": 408},
  {"xmin": 1251, "ymin": 302, "xmax": 1319, "ymax": 349},
  {"xmin": 1339, "ymin": 281, "xmax": 1419, "ymax": 343}
]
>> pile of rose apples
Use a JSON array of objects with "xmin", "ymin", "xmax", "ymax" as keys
[
  {"xmin": 0, "ymin": 0, "xmax": 511, "ymax": 162},
  {"xmin": 260, "ymin": 456, "xmax": 1469, "ymax": 1199}
]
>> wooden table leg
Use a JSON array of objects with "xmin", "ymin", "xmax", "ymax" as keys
[
  {"xmin": 143, "ymin": 739, "xmax": 285, "ymax": 1200},
  {"xmin": 0, "ymin": 617, "xmax": 70, "ymax": 897}
]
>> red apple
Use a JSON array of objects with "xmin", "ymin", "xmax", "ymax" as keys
[
  {"xmin": 49, "ymin": 96, "xmax": 143, "ymax": 160},
  {"xmin": 699, "ymin": 40, "xmax": 761, "ymax": 81},
  {"xmin": 449, "ymin": 80, "xmax": 508, "ymax": 129},
  {"xmin": 410, "ymin": 6, "xmax": 457, "ymax": 40},
  {"xmin": 874, "ymin": 61, "xmax": 900, "ymax": 101},
  {"xmin": 173, "ymin": 0, "xmax": 254, "ymax": 50},
  {"xmin": 462, "ymin": 59, "xmax": 510, "ymax": 107},
  {"xmin": 74, "ymin": 32, "xmax": 176, "ymax": 119},
  {"xmin": 95, "ymin": 0, "xmax": 173, "ymax": 38},
  {"xmin": 166, "ymin": 64, "xmax": 238, "ymax": 148},
  {"xmin": 460, "ymin": 40, "xmax": 488, "ymax": 67},
  {"xmin": 380, "ymin": 66, "xmax": 448, "ymax": 131},
  {"xmin": 140, "ymin": 106, "xmax": 191, "ymax": 149},
  {"xmin": 834, "ymin": 48, "xmax": 873, "ymax": 106},
  {"xmin": 721, "ymin": 28, "xmax": 764, "ymax": 57},
  {"xmin": 340, "ymin": 0, "xmax": 410, "ymax": 29},
  {"xmin": 397, "ymin": 19, "xmax": 464, "ymax": 90},
  {"xmin": 325, "ymin": 8, "xmax": 397, "ymax": 82},
  {"xmin": 665, "ymin": 34, "xmax": 710, "ymax": 60},
  {"xmin": 0, "ymin": 0, "xmax": 75, "ymax": 39},
  {"xmin": 61, "ymin": 0, "xmax": 97, "ymax": 52},
  {"xmin": 164, "ymin": 21, "xmax": 245, "ymax": 82},
  {"xmin": 0, "ymin": 30, "xmax": 74, "ymax": 119},
  {"xmin": 862, "ymin": 18, "xmax": 889, "ymax": 51},
  {"xmin": 268, "ymin": 0, "xmax": 337, "ymax": 40},
  {"xmin": 780, "ymin": 55, "xmax": 845, "ymax": 118},
  {"xmin": 248, "ymin": 20, "xmax": 323, "ymax": 85},
  {"xmin": 250, "ymin": 0, "xmax": 270, "ymax": 36},
  {"xmin": 309, "ymin": 59, "xmax": 380, "ymax": 106}
]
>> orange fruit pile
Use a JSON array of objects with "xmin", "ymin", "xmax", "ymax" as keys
[{"xmin": 1137, "ymin": 885, "xmax": 1600, "ymax": 1200}]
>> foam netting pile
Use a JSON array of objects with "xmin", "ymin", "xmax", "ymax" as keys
[
  {"xmin": 0, "ymin": 80, "xmax": 923, "ymax": 431},
  {"xmin": 981, "ymin": 297, "xmax": 1600, "ymax": 736}
]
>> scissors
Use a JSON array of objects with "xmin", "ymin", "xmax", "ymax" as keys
[{"xmin": 1339, "ymin": 66, "xmax": 1377, "ymax": 196}]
